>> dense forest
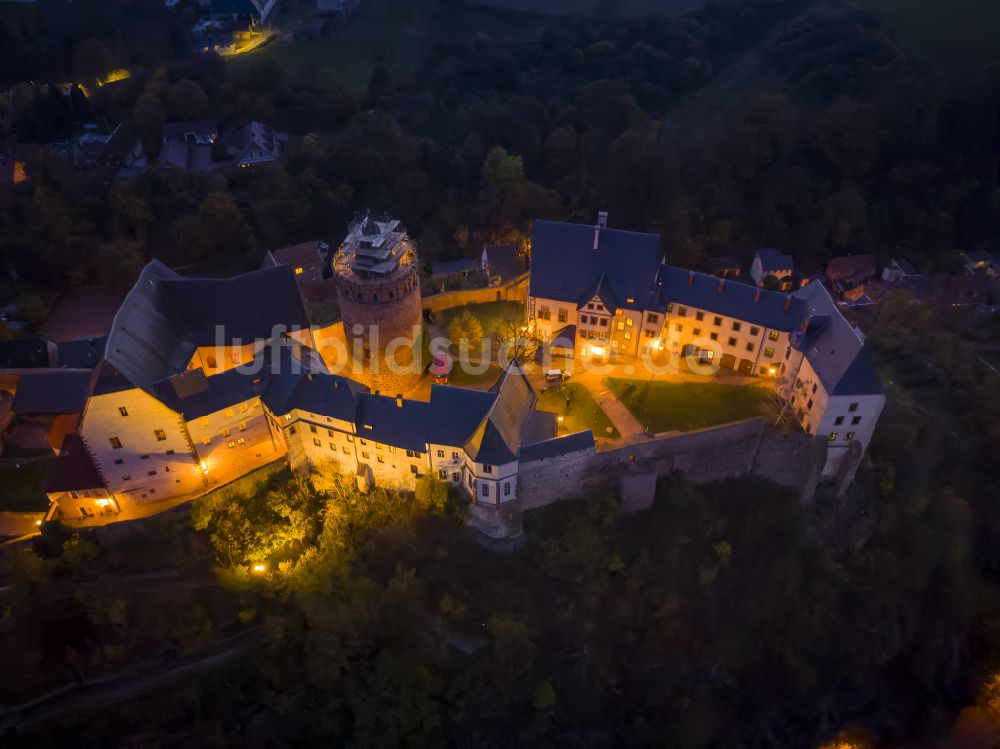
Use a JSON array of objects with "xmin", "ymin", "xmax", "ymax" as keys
[{"xmin": 1, "ymin": 0, "xmax": 999, "ymax": 305}]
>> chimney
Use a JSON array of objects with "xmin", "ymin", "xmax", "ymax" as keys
[
  {"xmin": 687, "ymin": 271, "xmax": 694, "ymax": 287},
  {"xmin": 597, "ymin": 211, "xmax": 608, "ymax": 229},
  {"xmin": 754, "ymin": 289, "xmax": 761, "ymax": 303},
  {"xmin": 717, "ymin": 279, "xmax": 725, "ymax": 293},
  {"xmin": 784, "ymin": 295, "xmax": 792, "ymax": 310},
  {"xmin": 593, "ymin": 225, "xmax": 600, "ymax": 251}
]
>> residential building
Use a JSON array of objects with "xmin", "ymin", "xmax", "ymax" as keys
[
  {"xmin": 880, "ymin": 257, "xmax": 919, "ymax": 283},
  {"xmin": 779, "ymin": 282, "xmax": 885, "ymax": 483},
  {"xmin": 826, "ymin": 254, "xmax": 877, "ymax": 289},
  {"xmin": 262, "ymin": 240, "xmax": 329, "ymax": 284},
  {"xmin": 528, "ymin": 212, "xmax": 665, "ymax": 360},
  {"xmin": 751, "ymin": 248, "xmax": 795, "ymax": 290},
  {"xmin": 528, "ymin": 213, "xmax": 885, "ymax": 481},
  {"xmin": 224, "ymin": 120, "xmax": 287, "ymax": 168}
]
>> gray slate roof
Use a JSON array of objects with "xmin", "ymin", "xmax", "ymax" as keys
[
  {"xmin": 520, "ymin": 430, "xmax": 595, "ymax": 462},
  {"xmin": 659, "ymin": 266, "xmax": 809, "ymax": 332},
  {"xmin": 756, "ymin": 248, "xmax": 794, "ymax": 272},
  {"xmin": 791, "ymin": 282, "xmax": 882, "ymax": 396},
  {"xmin": 11, "ymin": 371, "xmax": 93, "ymax": 414},
  {"xmin": 464, "ymin": 361, "xmax": 537, "ymax": 464},
  {"xmin": 105, "ymin": 261, "xmax": 309, "ymax": 393},
  {"xmin": 530, "ymin": 219, "xmax": 664, "ymax": 312}
]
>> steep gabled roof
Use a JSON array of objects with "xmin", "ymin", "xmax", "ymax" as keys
[
  {"xmin": 46, "ymin": 435, "xmax": 105, "ymax": 493},
  {"xmin": 791, "ymin": 282, "xmax": 882, "ymax": 397},
  {"xmin": 105, "ymin": 261, "xmax": 309, "ymax": 393},
  {"xmin": 576, "ymin": 272, "xmax": 618, "ymax": 312},
  {"xmin": 530, "ymin": 219, "xmax": 664, "ymax": 312},
  {"xmin": 463, "ymin": 361, "xmax": 537, "ymax": 465}
]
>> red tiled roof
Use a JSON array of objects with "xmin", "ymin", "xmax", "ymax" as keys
[
  {"xmin": 271, "ymin": 241, "xmax": 322, "ymax": 267},
  {"xmin": 826, "ymin": 255, "xmax": 876, "ymax": 283},
  {"xmin": 46, "ymin": 435, "xmax": 105, "ymax": 493}
]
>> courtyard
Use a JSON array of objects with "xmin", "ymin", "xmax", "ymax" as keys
[{"xmin": 604, "ymin": 378, "xmax": 777, "ymax": 434}]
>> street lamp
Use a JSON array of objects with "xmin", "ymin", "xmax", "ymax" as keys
[{"xmin": 251, "ymin": 563, "xmax": 267, "ymax": 574}]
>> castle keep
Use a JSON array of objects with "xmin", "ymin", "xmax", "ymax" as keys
[{"xmin": 332, "ymin": 214, "xmax": 423, "ymax": 395}]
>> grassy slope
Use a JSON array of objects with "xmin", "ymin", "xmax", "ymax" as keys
[{"xmin": 606, "ymin": 378, "xmax": 772, "ymax": 433}]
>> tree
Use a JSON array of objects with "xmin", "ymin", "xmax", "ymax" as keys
[
  {"xmin": 447, "ymin": 310, "xmax": 483, "ymax": 349},
  {"xmin": 493, "ymin": 319, "xmax": 540, "ymax": 368},
  {"xmin": 72, "ymin": 38, "xmax": 113, "ymax": 81}
]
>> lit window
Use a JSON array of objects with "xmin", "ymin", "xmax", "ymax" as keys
[
  {"xmin": 769, "ymin": 330, "xmax": 780, "ymax": 341},
  {"xmin": 828, "ymin": 432, "xmax": 838, "ymax": 441},
  {"xmin": 845, "ymin": 432, "xmax": 855, "ymax": 441},
  {"xmin": 625, "ymin": 318, "xmax": 633, "ymax": 327},
  {"xmin": 237, "ymin": 437, "xmax": 245, "ymax": 445},
  {"xmin": 764, "ymin": 347, "xmax": 774, "ymax": 358},
  {"xmin": 239, "ymin": 422, "xmax": 247, "ymax": 431},
  {"xmin": 294, "ymin": 267, "xmax": 304, "ymax": 275}
]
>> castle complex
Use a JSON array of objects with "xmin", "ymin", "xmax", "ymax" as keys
[{"xmin": 3, "ymin": 212, "xmax": 884, "ymax": 533}]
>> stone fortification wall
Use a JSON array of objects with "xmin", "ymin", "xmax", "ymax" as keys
[
  {"xmin": 515, "ymin": 420, "xmax": 828, "ymax": 521},
  {"xmin": 422, "ymin": 272, "xmax": 529, "ymax": 314}
]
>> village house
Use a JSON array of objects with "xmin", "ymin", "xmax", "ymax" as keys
[
  {"xmin": 159, "ymin": 120, "xmax": 286, "ymax": 172},
  {"xmin": 262, "ymin": 240, "xmax": 329, "ymax": 284}
]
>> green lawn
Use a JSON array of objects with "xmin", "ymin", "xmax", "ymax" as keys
[
  {"xmin": 0, "ymin": 456, "xmax": 53, "ymax": 512},
  {"xmin": 438, "ymin": 301, "xmax": 524, "ymax": 337},
  {"xmin": 606, "ymin": 378, "xmax": 773, "ymax": 433},
  {"xmin": 538, "ymin": 382, "xmax": 619, "ymax": 439}
]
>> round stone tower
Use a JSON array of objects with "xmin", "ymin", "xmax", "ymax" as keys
[{"xmin": 332, "ymin": 213, "xmax": 423, "ymax": 395}]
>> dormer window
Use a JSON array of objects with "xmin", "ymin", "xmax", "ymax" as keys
[{"xmin": 482, "ymin": 464, "xmax": 493, "ymax": 474}]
